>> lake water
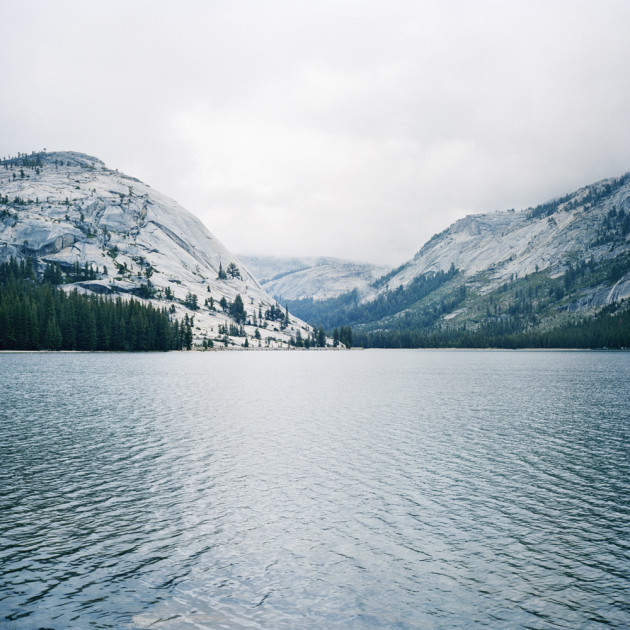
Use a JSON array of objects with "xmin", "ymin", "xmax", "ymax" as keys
[{"xmin": 1, "ymin": 350, "xmax": 629, "ymax": 629}]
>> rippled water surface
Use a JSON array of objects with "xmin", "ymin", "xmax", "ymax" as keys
[{"xmin": 1, "ymin": 350, "xmax": 629, "ymax": 629}]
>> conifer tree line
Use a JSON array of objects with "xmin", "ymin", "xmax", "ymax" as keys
[
  {"xmin": 287, "ymin": 250, "xmax": 630, "ymax": 349},
  {"xmin": 0, "ymin": 257, "xmax": 185, "ymax": 351},
  {"xmin": 352, "ymin": 302, "xmax": 630, "ymax": 349},
  {"xmin": 287, "ymin": 325, "xmax": 327, "ymax": 348}
]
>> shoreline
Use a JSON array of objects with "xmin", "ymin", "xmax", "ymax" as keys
[{"xmin": 1, "ymin": 347, "xmax": 627, "ymax": 354}]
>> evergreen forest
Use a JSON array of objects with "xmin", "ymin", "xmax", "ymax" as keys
[
  {"xmin": 287, "ymin": 253, "xmax": 630, "ymax": 350},
  {"xmin": 285, "ymin": 266, "xmax": 458, "ymax": 330},
  {"xmin": 352, "ymin": 301, "xmax": 630, "ymax": 349},
  {"xmin": 0, "ymin": 257, "xmax": 187, "ymax": 351}
]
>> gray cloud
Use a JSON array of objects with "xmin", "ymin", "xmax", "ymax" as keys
[{"xmin": 2, "ymin": 0, "xmax": 630, "ymax": 265}]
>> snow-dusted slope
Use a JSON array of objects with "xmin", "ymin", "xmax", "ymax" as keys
[
  {"xmin": 0, "ymin": 151, "xmax": 311, "ymax": 347},
  {"xmin": 379, "ymin": 175, "xmax": 630, "ymax": 304},
  {"xmin": 251, "ymin": 174, "xmax": 630, "ymax": 311},
  {"xmin": 240, "ymin": 255, "xmax": 390, "ymax": 301}
]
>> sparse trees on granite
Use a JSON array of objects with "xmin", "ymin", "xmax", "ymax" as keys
[
  {"xmin": 226, "ymin": 262, "xmax": 241, "ymax": 279},
  {"xmin": 135, "ymin": 280, "xmax": 156, "ymax": 300},
  {"xmin": 184, "ymin": 292, "xmax": 199, "ymax": 310},
  {"xmin": 229, "ymin": 294, "xmax": 246, "ymax": 324},
  {"xmin": 264, "ymin": 303, "xmax": 284, "ymax": 323}
]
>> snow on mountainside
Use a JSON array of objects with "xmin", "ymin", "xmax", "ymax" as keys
[
  {"xmin": 240, "ymin": 255, "xmax": 390, "ymax": 301},
  {"xmin": 0, "ymin": 151, "xmax": 311, "ymax": 348},
  {"xmin": 378, "ymin": 174, "xmax": 630, "ymax": 306}
]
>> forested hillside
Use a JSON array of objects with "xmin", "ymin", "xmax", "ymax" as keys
[
  {"xmin": 0, "ymin": 257, "xmax": 187, "ymax": 351},
  {"xmin": 288, "ymin": 173, "xmax": 630, "ymax": 349},
  {"xmin": 0, "ymin": 151, "xmax": 310, "ymax": 350}
]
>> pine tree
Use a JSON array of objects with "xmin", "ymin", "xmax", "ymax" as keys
[
  {"xmin": 317, "ymin": 326, "xmax": 326, "ymax": 347},
  {"xmin": 44, "ymin": 317, "xmax": 62, "ymax": 350},
  {"xmin": 184, "ymin": 292, "xmax": 199, "ymax": 310},
  {"xmin": 229, "ymin": 293, "xmax": 246, "ymax": 324},
  {"xmin": 282, "ymin": 304, "xmax": 289, "ymax": 329},
  {"xmin": 226, "ymin": 262, "xmax": 241, "ymax": 279},
  {"xmin": 184, "ymin": 322, "xmax": 193, "ymax": 350}
]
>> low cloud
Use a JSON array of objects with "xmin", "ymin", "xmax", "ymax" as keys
[{"xmin": 2, "ymin": 0, "xmax": 630, "ymax": 265}]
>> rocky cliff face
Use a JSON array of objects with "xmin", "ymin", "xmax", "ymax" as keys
[
  {"xmin": 239, "ymin": 255, "xmax": 389, "ymax": 301},
  {"xmin": 0, "ymin": 151, "xmax": 311, "ymax": 348},
  {"xmin": 381, "ymin": 174, "xmax": 630, "ymax": 306}
]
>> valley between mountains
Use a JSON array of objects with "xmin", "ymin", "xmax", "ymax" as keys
[
  {"xmin": 247, "ymin": 173, "xmax": 630, "ymax": 348},
  {"xmin": 1, "ymin": 150, "xmax": 629, "ymax": 350}
]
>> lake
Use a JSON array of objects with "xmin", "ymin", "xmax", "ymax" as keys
[{"xmin": 1, "ymin": 350, "xmax": 629, "ymax": 629}]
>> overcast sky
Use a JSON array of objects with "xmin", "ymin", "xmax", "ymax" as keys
[{"xmin": 2, "ymin": 1, "xmax": 630, "ymax": 266}]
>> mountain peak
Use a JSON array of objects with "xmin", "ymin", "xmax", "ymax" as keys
[{"xmin": 4, "ymin": 150, "xmax": 105, "ymax": 169}]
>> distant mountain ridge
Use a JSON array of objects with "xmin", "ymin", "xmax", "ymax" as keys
[
  {"xmin": 0, "ymin": 151, "xmax": 312, "ymax": 349},
  {"xmin": 239, "ymin": 255, "xmax": 389, "ymax": 301}
]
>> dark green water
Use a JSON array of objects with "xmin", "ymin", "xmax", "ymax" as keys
[{"xmin": 1, "ymin": 350, "xmax": 629, "ymax": 628}]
